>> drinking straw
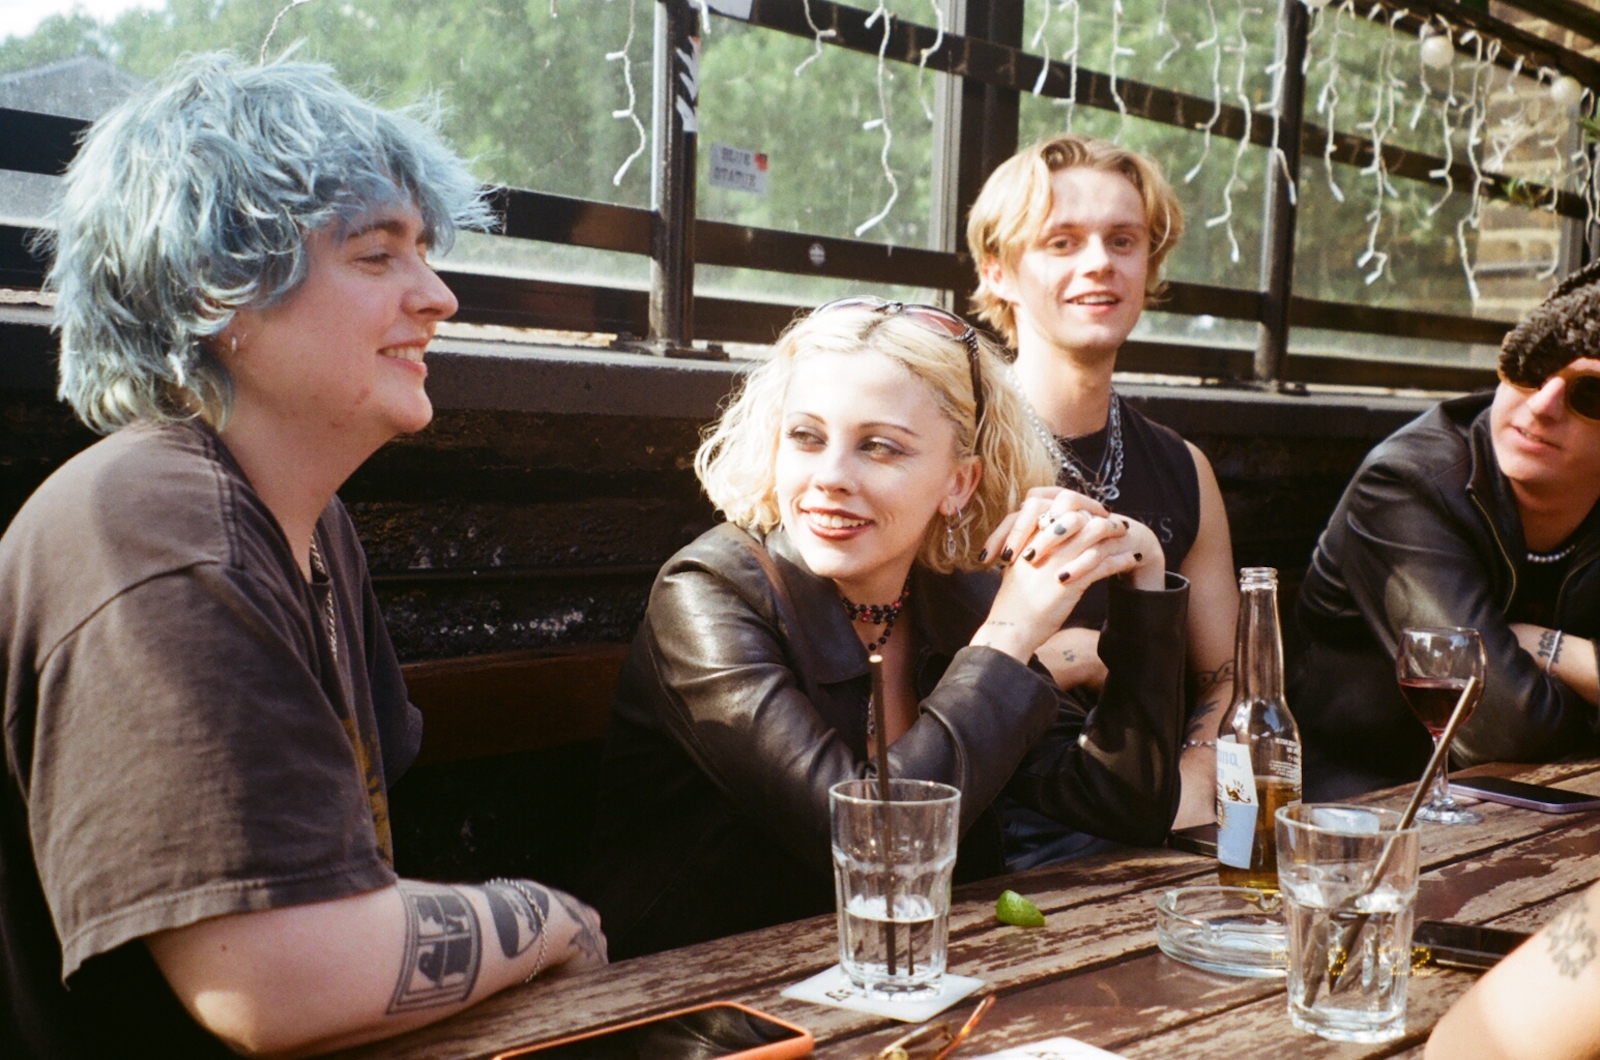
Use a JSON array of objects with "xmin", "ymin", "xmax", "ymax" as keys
[
  {"xmin": 870, "ymin": 653, "xmax": 899, "ymax": 977},
  {"xmin": 1301, "ymin": 676, "xmax": 1480, "ymax": 1002}
]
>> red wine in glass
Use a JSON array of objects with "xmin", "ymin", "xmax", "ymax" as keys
[{"xmin": 1399, "ymin": 676, "xmax": 1474, "ymax": 736}]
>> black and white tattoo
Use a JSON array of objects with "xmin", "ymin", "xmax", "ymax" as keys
[
  {"xmin": 1538, "ymin": 629, "xmax": 1566, "ymax": 668},
  {"xmin": 389, "ymin": 882, "xmax": 482, "ymax": 1014},
  {"xmin": 1185, "ymin": 709, "xmax": 1219, "ymax": 741},
  {"xmin": 551, "ymin": 888, "xmax": 607, "ymax": 964},
  {"xmin": 482, "ymin": 882, "xmax": 549, "ymax": 959},
  {"xmin": 1547, "ymin": 893, "xmax": 1597, "ymax": 980},
  {"xmin": 1193, "ymin": 660, "xmax": 1235, "ymax": 696},
  {"xmin": 1061, "ymin": 649, "xmax": 1078, "ymax": 663}
]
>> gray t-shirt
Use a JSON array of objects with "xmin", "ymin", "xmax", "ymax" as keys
[{"xmin": 0, "ymin": 421, "xmax": 421, "ymax": 1058}]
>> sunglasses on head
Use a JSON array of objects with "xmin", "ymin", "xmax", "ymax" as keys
[
  {"xmin": 1500, "ymin": 366, "xmax": 1600, "ymax": 423},
  {"xmin": 814, "ymin": 297, "xmax": 985, "ymax": 432}
]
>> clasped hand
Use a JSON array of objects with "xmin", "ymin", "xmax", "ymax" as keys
[{"xmin": 970, "ymin": 487, "xmax": 1165, "ymax": 663}]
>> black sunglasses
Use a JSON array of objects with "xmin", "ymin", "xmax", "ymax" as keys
[
  {"xmin": 814, "ymin": 297, "xmax": 985, "ymax": 433},
  {"xmin": 1500, "ymin": 367, "xmax": 1600, "ymax": 423}
]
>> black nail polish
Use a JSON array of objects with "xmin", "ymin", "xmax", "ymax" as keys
[
  {"xmin": 1118, "ymin": 518, "xmax": 1129, "ymax": 529},
  {"xmin": 1134, "ymin": 552, "xmax": 1143, "ymax": 562},
  {"xmin": 1052, "ymin": 522, "xmax": 1068, "ymax": 535},
  {"xmin": 1058, "ymin": 570, "xmax": 1072, "ymax": 583},
  {"xmin": 1001, "ymin": 548, "xmax": 1013, "ymax": 562},
  {"xmin": 978, "ymin": 548, "xmax": 988, "ymax": 562},
  {"xmin": 1021, "ymin": 548, "xmax": 1036, "ymax": 562}
]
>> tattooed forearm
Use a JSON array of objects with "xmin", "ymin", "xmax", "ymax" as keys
[
  {"xmin": 1547, "ymin": 893, "xmax": 1597, "ymax": 979},
  {"xmin": 1538, "ymin": 629, "xmax": 1566, "ymax": 668},
  {"xmin": 551, "ymin": 888, "xmax": 607, "ymax": 965},
  {"xmin": 1193, "ymin": 660, "xmax": 1235, "ymax": 696},
  {"xmin": 481, "ymin": 882, "xmax": 548, "ymax": 959},
  {"xmin": 389, "ymin": 882, "xmax": 482, "ymax": 1014}
]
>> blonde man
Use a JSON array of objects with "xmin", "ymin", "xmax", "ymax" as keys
[{"xmin": 969, "ymin": 134, "xmax": 1239, "ymax": 837}]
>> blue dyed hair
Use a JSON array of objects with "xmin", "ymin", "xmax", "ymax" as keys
[{"xmin": 42, "ymin": 51, "xmax": 493, "ymax": 432}]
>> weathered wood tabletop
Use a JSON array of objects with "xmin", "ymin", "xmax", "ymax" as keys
[{"xmin": 336, "ymin": 760, "xmax": 1600, "ymax": 1060}]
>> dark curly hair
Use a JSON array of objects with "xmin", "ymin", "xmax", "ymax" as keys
[{"xmin": 1500, "ymin": 258, "xmax": 1600, "ymax": 386}]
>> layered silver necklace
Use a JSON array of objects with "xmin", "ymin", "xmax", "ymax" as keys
[{"xmin": 1021, "ymin": 389, "xmax": 1126, "ymax": 505}]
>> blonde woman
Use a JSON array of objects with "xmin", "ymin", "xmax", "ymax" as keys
[{"xmin": 587, "ymin": 300, "xmax": 1190, "ymax": 957}]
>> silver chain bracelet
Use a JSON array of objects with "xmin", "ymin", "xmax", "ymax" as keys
[{"xmin": 488, "ymin": 877, "xmax": 550, "ymax": 984}]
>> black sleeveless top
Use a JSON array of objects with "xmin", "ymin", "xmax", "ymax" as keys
[{"xmin": 1056, "ymin": 396, "xmax": 1201, "ymax": 631}]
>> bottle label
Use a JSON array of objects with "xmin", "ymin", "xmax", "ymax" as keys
[
  {"xmin": 1267, "ymin": 738, "xmax": 1302, "ymax": 786},
  {"xmin": 1215, "ymin": 736, "xmax": 1257, "ymax": 870}
]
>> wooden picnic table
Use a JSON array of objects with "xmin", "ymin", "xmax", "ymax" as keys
[{"xmin": 337, "ymin": 759, "xmax": 1600, "ymax": 1060}]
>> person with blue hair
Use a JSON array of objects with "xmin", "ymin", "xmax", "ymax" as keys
[{"xmin": 0, "ymin": 53, "xmax": 604, "ymax": 1059}]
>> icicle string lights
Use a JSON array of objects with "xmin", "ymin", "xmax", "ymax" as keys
[
  {"xmin": 916, "ymin": 0, "xmax": 947, "ymax": 121},
  {"xmin": 796, "ymin": 0, "xmax": 837, "ymax": 77},
  {"xmin": 1031, "ymin": 0, "xmax": 1053, "ymax": 96},
  {"xmin": 1156, "ymin": 0, "xmax": 1182, "ymax": 71},
  {"xmin": 1202, "ymin": 0, "xmax": 1256, "ymax": 265},
  {"xmin": 607, "ymin": 0, "xmax": 648, "ymax": 187},
  {"xmin": 1108, "ymin": 0, "xmax": 1136, "ymax": 141},
  {"xmin": 1312, "ymin": 0, "xmax": 1355, "ymax": 203},
  {"xmin": 1184, "ymin": 0, "xmax": 1223, "ymax": 184},
  {"xmin": 855, "ymin": 5, "xmax": 900, "ymax": 238},
  {"xmin": 1353, "ymin": 6, "xmax": 1405, "ymax": 284}
]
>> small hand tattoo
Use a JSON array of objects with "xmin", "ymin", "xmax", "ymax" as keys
[
  {"xmin": 1061, "ymin": 649, "xmax": 1077, "ymax": 663},
  {"xmin": 1548, "ymin": 893, "xmax": 1597, "ymax": 979},
  {"xmin": 552, "ymin": 889, "xmax": 607, "ymax": 964}
]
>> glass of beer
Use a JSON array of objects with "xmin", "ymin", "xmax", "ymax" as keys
[{"xmin": 1396, "ymin": 627, "xmax": 1486, "ymax": 825}]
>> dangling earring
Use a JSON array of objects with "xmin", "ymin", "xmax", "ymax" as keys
[{"xmin": 946, "ymin": 509, "xmax": 961, "ymax": 558}]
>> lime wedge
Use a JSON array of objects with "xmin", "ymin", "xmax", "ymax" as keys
[{"xmin": 995, "ymin": 889, "xmax": 1046, "ymax": 927}]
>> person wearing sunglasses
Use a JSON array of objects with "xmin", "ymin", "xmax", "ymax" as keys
[
  {"xmin": 964, "ymin": 135, "xmax": 1242, "ymax": 852},
  {"xmin": 585, "ymin": 299, "xmax": 1190, "ymax": 958},
  {"xmin": 1293, "ymin": 262, "xmax": 1600, "ymax": 799}
]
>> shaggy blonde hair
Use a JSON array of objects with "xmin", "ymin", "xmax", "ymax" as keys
[
  {"xmin": 696, "ymin": 304, "xmax": 1056, "ymax": 574},
  {"xmin": 966, "ymin": 134, "xmax": 1185, "ymax": 348}
]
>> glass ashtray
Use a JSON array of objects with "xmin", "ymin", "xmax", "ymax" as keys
[{"xmin": 1153, "ymin": 885, "xmax": 1287, "ymax": 978}]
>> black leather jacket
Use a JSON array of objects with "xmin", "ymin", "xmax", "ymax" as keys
[
  {"xmin": 585, "ymin": 524, "xmax": 1189, "ymax": 958},
  {"xmin": 1295, "ymin": 393, "xmax": 1600, "ymax": 798}
]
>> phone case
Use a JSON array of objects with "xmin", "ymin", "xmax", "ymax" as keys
[
  {"xmin": 1451, "ymin": 778, "xmax": 1600, "ymax": 814},
  {"xmin": 492, "ymin": 1002, "xmax": 815, "ymax": 1060},
  {"xmin": 1414, "ymin": 921, "xmax": 1531, "ymax": 971}
]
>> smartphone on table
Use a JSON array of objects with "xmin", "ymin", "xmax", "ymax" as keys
[
  {"xmin": 492, "ymin": 1002, "xmax": 814, "ymax": 1060},
  {"xmin": 1449, "ymin": 776, "xmax": 1600, "ymax": 814},
  {"xmin": 1414, "ymin": 920, "xmax": 1532, "ymax": 971}
]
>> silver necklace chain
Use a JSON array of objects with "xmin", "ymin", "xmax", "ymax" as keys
[
  {"xmin": 308, "ymin": 536, "xmax": 338, "ymax": 665},
  {"xmin": 1020, "ymin": 388, "xmax": 1125, "ymax": 505}
]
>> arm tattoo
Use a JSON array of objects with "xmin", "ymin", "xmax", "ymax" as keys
[
  {"xmin": 1537, "ymin": 629, "xmax": 1567, "ymax": 668},
  {"xmin": 1061, "ymin": 649, "xmax": 1077, "ymax": 663},
  {"xmin": 1547, "ymin": 893, "xmax": 1597, "ymax": 979},
  {"xmin": 551, "ymin": 888, "xmax": 607, "ymax": 964},
  {"xmin": 1185, "ymin": 708, "xmax": 1220, "ymax": 741},
  {"xmin": 482, "ymin": 882, "xmax": 549, "ymax": 959},
  {"xmin": 388, "ymin": 882, "xmax": 482, "ymax": 1014},
  {"xmin": 1193, "ymin": 660, "xmax": 1235, "ymax": 696}
]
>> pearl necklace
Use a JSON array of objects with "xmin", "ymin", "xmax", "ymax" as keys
[{"xmin": 1526, "ymin": 542, "xmax": 1579, "ymax": 565}]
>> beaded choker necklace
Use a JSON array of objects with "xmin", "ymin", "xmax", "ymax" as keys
[{"xmin": 841, "ymin": 581, "xmax": 911, "ymax": 655}]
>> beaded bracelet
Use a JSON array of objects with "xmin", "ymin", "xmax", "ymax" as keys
[
  {"xmin": 1181, "ymin": 739, "xmax": 1218, "ymax": 751},
  {"xmin": 488, "ymin": 877, "xmax": 550, "ymax": 984}
]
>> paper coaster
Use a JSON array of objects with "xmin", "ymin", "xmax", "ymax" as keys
[
  {"xmin": 969, "ymin": 1036, "xmax": 1125, "ymax": 1060},
  {"xmin": 780, "ymin": 964, "xmax": 986, "ymax": 1023}
]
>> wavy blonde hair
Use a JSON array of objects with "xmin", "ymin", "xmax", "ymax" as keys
[
  {"xmin": 966, "ymin": 134, "xmax": 1185, "ymax": 348},
  {"xmin": 696, "ymin": 305, "xmax": 1056, "ymax": 574}
]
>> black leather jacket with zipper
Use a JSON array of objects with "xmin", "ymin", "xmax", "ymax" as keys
[
  {"xmin": 584, "ymin": 523, "xmax": 1189, "ymax": 958},
  {"xmin": 1293, "ymin": 392, "xmax": 1600, "ymax": 799}
]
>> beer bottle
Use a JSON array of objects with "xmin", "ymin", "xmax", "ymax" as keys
[{"xmin": 1215, "ymin": 567, "xmax": 1301, "ymax": 893}]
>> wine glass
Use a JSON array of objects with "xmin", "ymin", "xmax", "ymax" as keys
[{"xmin": 1396, "ymin": 627, "xmax": 1487, "ymax": 825}]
